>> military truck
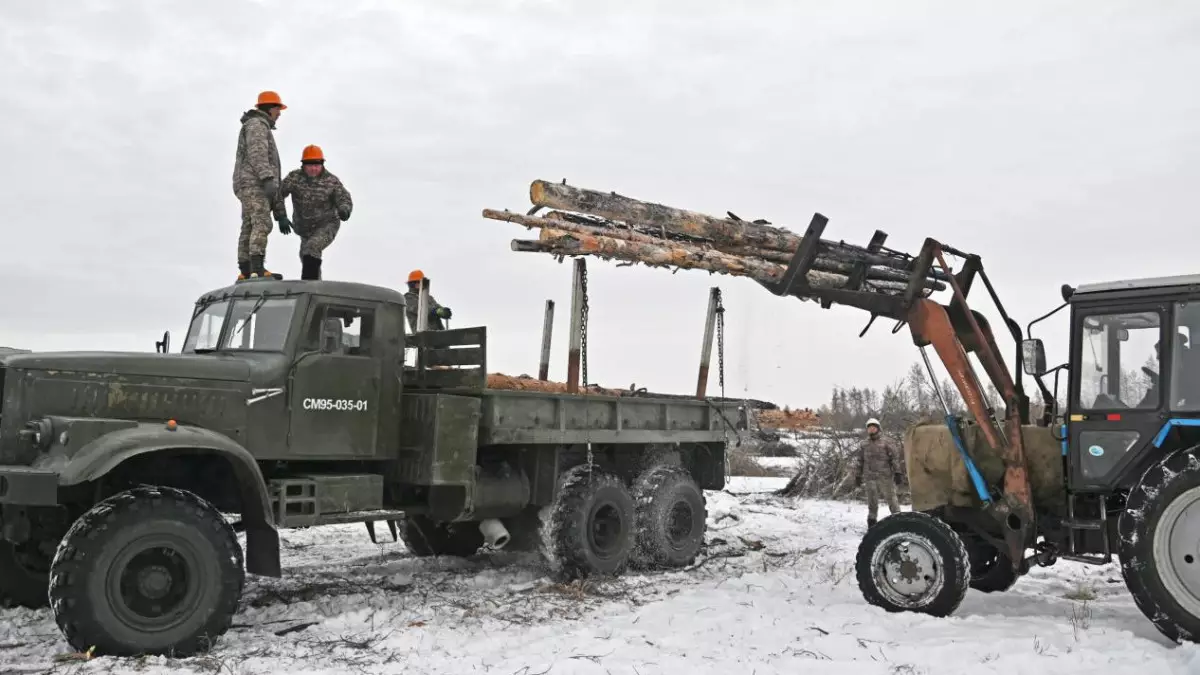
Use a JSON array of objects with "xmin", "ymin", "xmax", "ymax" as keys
[{"xmin": 0, "ymin": 277, "xmax": 735, "ymax": 657}]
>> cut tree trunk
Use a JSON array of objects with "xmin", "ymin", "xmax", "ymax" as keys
[
  {"xmin": 484, "ymin": 208, "xmax": 942, "ymax": 291},
  {"xmin": 512, "ymin": 228, "xmax": 915, "ymax": 294}
]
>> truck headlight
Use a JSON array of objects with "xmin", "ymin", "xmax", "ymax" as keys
[{"xmin": 20, "ymin": 418, "xmax": 53, "ymax": 450}]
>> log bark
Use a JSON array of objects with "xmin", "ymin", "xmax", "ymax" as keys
[
  {"xmin": 484, "ymin": 208, "xmax": 943, "ymax": 291},
  {"xmin": 511, "ymin": 228, "xmax": 916, "ymax": 294}
]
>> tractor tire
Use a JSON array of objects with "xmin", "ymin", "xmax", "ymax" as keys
[
  {"xmin": 0, "ymin": 539, "xmax": 50, "ymax": 608},
  {"xmin": 397, "ymin": 515, "xmax": 484, "ymax": 558},
  {"xmin": 967, "ymin": 545, "xmax": 1021, "ymax": 594},
  {"xmin": 541, "ymin": 465, "xmax": 635, "ymax": 580},
  {"xmin": 855, "ymin": 511, "xmax": 971, "ymax": 617},
  {"xmin": 630, "ymin": 465, "xmax": 706, "ymax": 569},
  {"xmin": 1118, "ymin": 444, "xmax": 1200, "ymax": 643},
  {"xmin": 48, "ymin": 486, "xmax": 244, "ymax": 657}
]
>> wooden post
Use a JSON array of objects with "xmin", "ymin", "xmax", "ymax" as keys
[
  {"xmin": 696, "ymin": 287, "xmax": 720, "ymax": 398},
  {"xmin": 539, "ymin": 299, "xmax": 555, "ymax": 381},
  {"xmin": 566, "ymin": 259, "xmax": 585, "ymax": 393}
]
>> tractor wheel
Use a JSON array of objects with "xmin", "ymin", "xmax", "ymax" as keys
[
  {"xmin": 0, "ymin": 539, "xmax": 51, "ymax": 608},
  {"xmin": 630, "ymin": 465, "xmax": 706, "ymax": 569},
  {"xmin": 541, "ymin": 464, "xmax": 635, "ymax": 580},
  {"xmin": 855, "ymin": 511, "xmax": 971, "ymax": 617},
  {"xmin": 48, "ymin": 486, "xmax": 244, "ymax": 657},
  {"xmin": 397, "ymin": 515, "xmax": 484, "ymax": 558},
  {"xmin": 967, "ymin": 544, "xmax": 1021, "ymax": 594},
  {"xmin": 1118, "ymin": 444, "xmax": 1200, "ymax": 643}
]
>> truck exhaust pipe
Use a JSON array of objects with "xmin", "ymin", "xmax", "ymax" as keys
[{"xmin": 479, "ymin": 518, "xmax": 510, "ymax": 549}]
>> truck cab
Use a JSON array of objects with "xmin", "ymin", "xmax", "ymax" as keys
[{"xmin": 181, "ymin": 278, "xmax": 408, "ymax": 460}]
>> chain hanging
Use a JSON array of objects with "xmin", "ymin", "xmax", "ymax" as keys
[
  {"xmin": 715, "ymin": 288, "xmax": 725, "ymax": 401},
  {"xmin": 579, "ymin": 261, "xmax": 593, "ymax": 473}
]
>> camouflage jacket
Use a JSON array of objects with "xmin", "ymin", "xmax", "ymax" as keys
[
  {"xmin": 404, "ymin": 290, "xmax": 444, "ymax": 332},
  {"xmin": 851, "ymin": 435, "xmax": 903, "ymax": 481},
  {"xmin": 232, "ymin": 109, "xmax": 281, "ymax": 196},
  {"xmin": 279, "ymin": 168, "xmax": 352, "ymax": 234}
]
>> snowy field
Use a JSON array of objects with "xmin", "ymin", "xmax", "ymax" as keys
[{"xmin": 3, "ymin": 477, "xmax": 1199, "ymax": 674}]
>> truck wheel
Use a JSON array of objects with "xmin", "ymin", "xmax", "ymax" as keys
[
  {"xmin": 48, "ymin": 486, "xmax": 244, "ymax": 657},
  {"xmin": 630, "ymin": 465, "xmax": 706, "ymax": 569},
  {"xmin": 855, "ymin": 511, "xmax": 970, "ymax": 617},
  {"xmin": 1118, "ymin": 445, "xmax": 1200, "ymax": 643},
  {"xmin": 398, "ymin": 515, "xmax": 483, "ymax": 558},
  {"xmin": 967, "ymin": 544, "xmax": 1020, "ymax": 594},
  {"xmin": 0, "ymin": 540, "xmax": 50, "ymax": 608},
  {"xmin": 542, "ymin": 465, "xmax": 635, "ymax": 580}
]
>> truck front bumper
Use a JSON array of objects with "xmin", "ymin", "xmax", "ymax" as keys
[{"xmin": 0, "ymin": 467, "xmax": 59, "ymax": 506}]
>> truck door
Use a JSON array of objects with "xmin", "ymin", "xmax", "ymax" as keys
[
  {"xmin": 1067, "ymin": 304, "xmax": 1167, "ymax": 490},
  {"xmin": 287, "ymin": 300, "xmax": 382, "ymax": 457}
]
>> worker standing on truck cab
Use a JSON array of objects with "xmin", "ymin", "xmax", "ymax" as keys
[
  {"xmin": 405, "ymin": 270, "xmax": 452, "ymax": 332},
  {"xmin": 233, "ymin": 90, "xmax": 292, "ymax": 280},
  {"xmin": 278, "ymin": 145, "xmax": 353, "ymax": 281},
  {"xmin": 850, "ymin": 418, "xmax": 903, "ymax": 528}
]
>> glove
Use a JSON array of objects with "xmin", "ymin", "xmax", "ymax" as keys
[
  {"xmin": 434, "ymin": 306, "xmax": 452, "ymax": 320},
  {"xmin": 276, "ymin": 213, "xmax": 292, "ymax": 235},
  {"xmin": 337, "ymin": 205, "xmax": 351, "ymax": 221},
  {"xmin": 261, "ymin": 177, "xmax": 279, "ymax": 201}
]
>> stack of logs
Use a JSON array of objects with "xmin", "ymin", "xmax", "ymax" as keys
[{"xmin": 482, "ymin": 179, "xmax": 946, "ymax": 298}]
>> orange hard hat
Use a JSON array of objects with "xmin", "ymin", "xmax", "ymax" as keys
[
  {"xmin": 257, "ymin": 90, "xmax": 287, "ymax": 109},
  {"xmin": 301, "ymin": 145, "xmax": 324, "ymax": 162},
  {"xmin": 407, "ymin": 269, "xmax": 424, "ymax": 283}
]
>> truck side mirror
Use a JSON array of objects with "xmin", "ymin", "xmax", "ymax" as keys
[
  {"xmin": 1022, "ymin": 338, "xmax": 1047, "ymax": 376},
  {"xmin": 320, "ymin": 318, "xmax": 343, "ymax": 353},
  {"xmin": 155, "ymin": 330, "xmax": 171, "ymax": 354}
]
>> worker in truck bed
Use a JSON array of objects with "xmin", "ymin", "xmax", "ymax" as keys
[
  {"xmin": 232, "ymin": 90, "xmax": 291, "ymax": 280},
  {"xmin": 405, "ymin": 269, "xmax": 452, "ymax": 332},
  {"xmin": 277, "ymin": 144, "xmax": 353, "ymax": 280}
]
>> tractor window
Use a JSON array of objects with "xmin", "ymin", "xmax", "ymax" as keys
[
  {"xmin": 1170, "ymin": 302, "xmax": 1200, "ymax": 410},
  {"xmin": 1075, "ymin": 310, "xmax": 1162, "ymax": 410},
  {"xmin": 222, "ymin": 298, "xmax": 297, "ymax": 351},
  {"xmin": 183, "ymin": 300, "xmax": 229, "ymax": 353}
]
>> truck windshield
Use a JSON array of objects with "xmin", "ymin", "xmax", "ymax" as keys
[
  {"xmin": 183, "ymin": 300, "xmax": 230, "ymax": 353},
  {"xmin": 222, "ymin": 297, "xmax": 297, "ymax": 351}
]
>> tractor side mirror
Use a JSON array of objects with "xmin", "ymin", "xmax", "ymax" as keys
[
  {"xmin": 1022, "ymin": 338, "xmax": 1047, "ymax": 376},
  {"xmin": 155, "ymin": 330, "xmax": 171, "ymax": 354}
]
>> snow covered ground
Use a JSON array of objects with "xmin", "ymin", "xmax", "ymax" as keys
[{"xmin": 3, "ymin": 477, "xmax": 1198, "ymax": 674}]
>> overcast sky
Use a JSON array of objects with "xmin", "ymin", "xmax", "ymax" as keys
[{"xmin": 2, "ymin": 0, "xmax": 1198, "ymax": 409}]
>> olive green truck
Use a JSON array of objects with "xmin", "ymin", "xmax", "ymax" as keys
[{"xmin": 0, "ymin": 277, "xmax": 735, "ymax": 657}]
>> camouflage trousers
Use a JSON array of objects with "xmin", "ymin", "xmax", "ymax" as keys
[
  {"xmin": 299, "ymin": 223, "xmax": 340, "ymax": 260},
  {"xmin": 236, "ymin": 189, "xmax": 273, "ymax": 261},
  {"xmin": 864, "ymin": 478, "xmax": 900, "ymax": 522}
]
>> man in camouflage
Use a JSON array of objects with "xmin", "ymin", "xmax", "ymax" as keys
[
  {"xmin": 848, "ymin": 418, "xmax": 904, "ymax": 527},
  {"xmin": 232, "ymin": 90, "xmax": 292, "ymax": 279},
  {"xmin": 277, "ymin": 145, "xmax": 353, "ymax": 280},
  {"xmin": 404, "ymin": 269, "xmax": 452, "ymax": 332}
]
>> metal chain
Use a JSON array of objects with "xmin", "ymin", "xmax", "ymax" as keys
[
  {"xmin": 579, "ymin": 261, "xmax": 593, "ymax": 473},
  {"xmin": 715, "ymin": 288, "xmax": 725, "ymax": 400}
]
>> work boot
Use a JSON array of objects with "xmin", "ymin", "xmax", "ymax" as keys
[
  {"xmin": 237, "ymin": 259, "xmax": 250, "ymax": 280},
  {"xmin": 249, "ymin": 254, "xmax": 269, "ymax": 278},
  {"xmin": 299, "ymin": 255, "xmax": 320, "ymax": 281},
  {"xmin": 311, "ymin": 257, "xmax": 322, "ymax": 280}
]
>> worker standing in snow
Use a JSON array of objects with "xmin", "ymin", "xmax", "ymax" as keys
[
  {"xmin": 848, "ymin": 418, "xmax": 903, "ymax": 528},
  {"xmin": 404, "ymin": 270, "xmax": 452, "ymax": 332},
  {"xmin": 232, "ymin": 90, "xmax": 292, "ymax": 280},
  {"xmin": 277, "ymin": 145, "xmax": 353, "ymax": 280}
]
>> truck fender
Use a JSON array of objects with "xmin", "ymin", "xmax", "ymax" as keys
[{"xmin": 55, "ymin": 423, "xmax": 281, "ymax": 577}]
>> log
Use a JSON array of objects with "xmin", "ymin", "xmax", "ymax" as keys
[
  {"xmin": 526, "ymin": 180, "xmax": 949, "ymax": 281},
  {"xmin": 483, "ymin": 208, "xmax": 943, "ymax": 291},
  {"xmin": 512, "ymin": 228, "xmax": 917, "ymax": 294}
]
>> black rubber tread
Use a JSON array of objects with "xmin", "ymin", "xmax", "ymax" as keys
[
  {"xmin": 540, "ymin": 464, "xmax": 635, "ymax": 581},
  {"xmin": 630, "ymin": 465, "xmax": 707, "ymax": 569},
  {"xmin": 1118, "ymin": 444, "xmax": 1200, "ymax": 644},
  {"xmin": 397, "ymin": 514, "xmax": 483, "ymax": 558},
  {"xmin": 966, "ymin": 545, "xmax": 1020, "ymax": 594},
  {"xmin": 0, "ymin": 540, "xmax": 50, "ymax": 608},
  {"xmin": 48, "ymin": 486, "xmax": 244, "ymax": 657},
  {"xmin": 855, "ymin": 511, "xmax": 971, "ymax": 617}
]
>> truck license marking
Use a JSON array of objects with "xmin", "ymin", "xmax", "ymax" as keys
[{"xmin": 303, "ymin": 398, "xmax": 369, "ymax": 412}]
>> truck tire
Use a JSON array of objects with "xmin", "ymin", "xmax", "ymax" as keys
[
  {"xmin": 855, "ymin": 511, "xmax": 970, "ymax": 617},
  {"xmin": 630, "ymin": 465, "xmax": 706, "ymax": 569},
  {"xmin": 542, "ymin": 465, "xmax": 635, "ymax": 580},
  {"xmin": 397, "ymin": 515, "xmax": 483, "ymax": 558},
  {"xmin": 0, "ymin": 540, "xmax": 50, "ymax": 608},
  {"xmin": 967, "ymin": 544, "xmax": 1020, "ymax": 594},
  {"xmin": 48, "ymin": 486, "xmax": 244, "ymax": 657},
  {"xmin": 1118, "ymin": 444, "xmax": 1200, "ymax": 643}
]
